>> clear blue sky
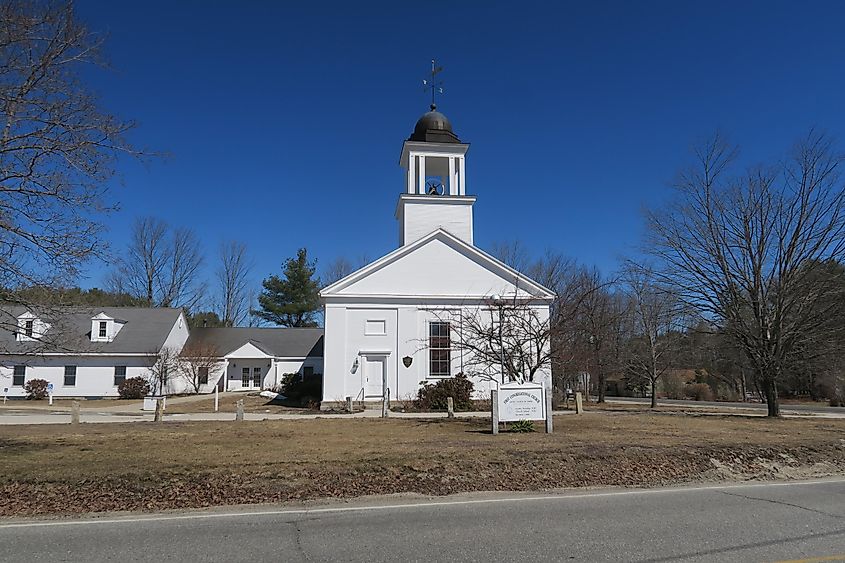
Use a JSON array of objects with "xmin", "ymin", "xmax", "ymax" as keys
[{"xmin": 74, "ymin": 0, "xmax": 845, "ymax": 295}]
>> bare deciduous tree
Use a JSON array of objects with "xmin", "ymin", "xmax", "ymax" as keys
[
  {"xmin": 177, "ymin": 341, "xmax": 223, "ymax": 394},
  {"xmin": 646, "ymin": 131, "xmax": 845, "ymax": 416},
  {"xmin": 489, "ymin": 240, "xmax": 532, "ymax": 273},
  {"xmin": 108, "ymin": 217, "xmax": 205, "ymax": 311},
  {"xmin": 0, "ymin": 1, "xmax": 143, "ymax": 340},
  {"xmin": 430, "ymin": 297, "xmax": 554, "ymax": 385},
  {"xmin": 322, "ymin": 255, "xmax": 373, "ymax": 287},
  {"xmin": 216, "ymin": 240, "xmax": 252, "ymax": 326},
  {"xmin": 622, "ymin": 264, "xmax": 685, "ymax": 408},
  {"xmin": 571, "ymin": 268, "xmax": 628, "ymax": 403},
  {"xmin": 146, "ymin": 346, "xmax": 180, "ymax": 397},
  {"xmin": 322, "ymin": 257, "xmax": 354, "ymax": 287}
]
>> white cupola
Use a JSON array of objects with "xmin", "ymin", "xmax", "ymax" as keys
[{"xmin": 396, "ymin": 104, "xmax": 475, "ymax": 246}]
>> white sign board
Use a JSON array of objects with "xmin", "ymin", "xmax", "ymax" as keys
[{"xmin": 497, "ymin": 382, "xmax": 546, "ymax": 422}]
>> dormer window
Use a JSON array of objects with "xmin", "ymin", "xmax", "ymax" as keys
[
  {"xmin": 16, "ymin": 312, "xmax": 46, "ymax": 342},
  {"xmin": 91, "ymin": 312, "xmax": 123, "ymax": 343}
]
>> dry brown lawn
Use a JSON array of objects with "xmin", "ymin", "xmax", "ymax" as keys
[
  {"xmin": 1, "ymin": 412, "xmax": 844, "ymax": 517},
  {"xmin": 163, "ymin": 393, "xmax": 320, "ymax": 414}
]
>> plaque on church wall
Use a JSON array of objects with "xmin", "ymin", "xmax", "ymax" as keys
[{"xmin": 497, "ymin": 382, "xmax": 546, "ymax": 422}]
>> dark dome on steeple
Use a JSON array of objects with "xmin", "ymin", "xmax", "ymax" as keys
[{"xmin": 409, "ymin": 104, "xmax": 462, "ymax": 143}]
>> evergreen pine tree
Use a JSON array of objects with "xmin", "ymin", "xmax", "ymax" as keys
[{"xmin": 254, "ymin": 248, "xmax": 321, "ymax": 327}]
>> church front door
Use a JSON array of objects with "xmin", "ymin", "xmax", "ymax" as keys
[{"xmin": 363, "ymin": 355, "xmax": 386, "ymax": 398}]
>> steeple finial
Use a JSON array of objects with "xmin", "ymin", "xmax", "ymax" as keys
[{"xmin": 422, "ymin": 59, "xmax": 443, "ymax": 110}]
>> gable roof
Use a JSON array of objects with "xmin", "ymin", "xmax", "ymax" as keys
[
  {"xmin": 320, "ymin": 228, "xmax": 556, "ymax": 301},
  {"xmin": 0, "ymin": 306, "xmax": 183, "ymax": 355},
  {"xmin": 185, "ymin": 327, "xmax": 324, "ymax": 358}
]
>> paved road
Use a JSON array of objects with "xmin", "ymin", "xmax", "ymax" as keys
[
  {"xmin": 2, "ymin": 479, "xmax": 844, "ymax": 562},
  {"xmin": 610, "ymin": 395, "xmax": 845, "ymax": 414}
]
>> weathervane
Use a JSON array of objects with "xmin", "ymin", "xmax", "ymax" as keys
[{"xmin": 422, "ymin": 59, "xmax": 444, "ymax": 110}]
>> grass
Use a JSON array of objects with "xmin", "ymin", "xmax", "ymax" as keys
[
  {"xmin": 2, "ymin": 411, "xmax": 844, "ymax": 517},
  {"xmin": 0, "ymin": 398, "xmax": 141, "ymax": 411},
  {"xmin": 162, "ymin": 393, "xmax": 320, "ymax": 414}
]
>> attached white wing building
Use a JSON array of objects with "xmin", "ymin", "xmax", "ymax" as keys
[{"xmin": 320, "ymin": 105, "xmax": 555, "ymax": 409}]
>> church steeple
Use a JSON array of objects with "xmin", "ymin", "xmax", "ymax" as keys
[{"xmin": 396, "ymin": 99, "xmax": 474, "ymax": 246}]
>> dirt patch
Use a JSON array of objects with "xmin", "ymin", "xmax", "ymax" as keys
[{"xmin": 1, "ymin": 413, "xmax": 843, "ymax": 517}]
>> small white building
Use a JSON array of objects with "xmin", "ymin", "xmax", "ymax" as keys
[
  {"xmin": 320, "ymin": 106, "xmax": 555, "ymax": 409},
  {"xmin": 184, "ymin": 327, "xmax": 324, "ymax": 392}
]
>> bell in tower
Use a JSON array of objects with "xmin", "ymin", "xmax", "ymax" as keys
[{"xmin": 396, "ymin": 102, "xmax": 475, "ymax": 246}]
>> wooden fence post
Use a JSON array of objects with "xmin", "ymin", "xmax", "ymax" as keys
[
  {"xmin": 154, "ymin": 399, "xmax": 163, "ymax": 422},
  {"xmin": 235, "ymin": 399, "xmax": 244, "ymax": 421},
  {"xmin": 575, "ymin": 392, "xmax": 583, "ymax": 414},
  {"xmin": 346, "ymin": 396, "xmax": 353, "ymax": 413},
  {"xmin": 545, "ymin": 386, "xmax": 553, "ymax": 434},
  {"xmin": 71, "ymin": 401, "xmax": 80, "ymax": 425},
  {"xmin": 447, "ymin": 396, "xmax": 454, "ymax": 418}
]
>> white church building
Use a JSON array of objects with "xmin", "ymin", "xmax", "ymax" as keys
[{"xmin": 320, "ymin": 105, "xmax": 555, "ymax": 409}]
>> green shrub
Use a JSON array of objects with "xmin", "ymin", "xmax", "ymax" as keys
[
  {"xmin": 279, "ymin": 372, "xmax": 322, "ymax": 406},
  {"xmin": 24, "ymin": 379, "xmax": 49, "ymax": 400},
  {"xmin": 684, "ymin": 383, "xmax": 713, "ymax": 401},
  {"xmin": 118, "ymin": 376, "xmax": 150, "ymax": 399},
  {"xmin": 414, "ymin": 373, "xmax": 474, "ymax": 411},
  {"xmin": 509, "ymin": 420, "xmax": 535, "ymax": 433}
]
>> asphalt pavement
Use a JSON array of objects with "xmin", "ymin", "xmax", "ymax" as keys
[{"xmin": 2, "ymin": 479, "xmax": 844, "ymax": 562}]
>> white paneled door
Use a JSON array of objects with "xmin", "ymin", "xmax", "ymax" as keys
[{"xmin": 364, "ymin": 356, "xmax": 386, "ymax": 398}]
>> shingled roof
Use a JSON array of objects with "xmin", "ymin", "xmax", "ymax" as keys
[
  {"xmin": 0, "ymin": 306, "xmax": 184, "ymax": 355},
  {"xmin": 185, "ymin": 327, "xmax": 324, "ymax": 358}
]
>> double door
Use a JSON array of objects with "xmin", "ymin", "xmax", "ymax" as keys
[{"xmin": 242, "ymin": 367, "xmax": 262, "ymax": 389}]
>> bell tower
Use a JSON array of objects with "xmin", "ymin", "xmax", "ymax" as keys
[{"xmin": 396, "ymin": 103, "xmax": 475, "ymax": 246}]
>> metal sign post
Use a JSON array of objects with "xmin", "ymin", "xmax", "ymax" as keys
[{"xmin": 47, "ymin": 383, "xmax": 54, "ymax": 406}]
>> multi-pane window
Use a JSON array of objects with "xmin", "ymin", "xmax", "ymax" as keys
[
  {"xmin": 242, "ymin": 367, "xmax": 250, "ymax": 387},
  {"xmin": 13, "ymin": 365, "xmax": 25, "ymax": 386},
  {"xmin": 252, "ymin": 367, "xmax": 262, "ymax": 388},
  {"xmin": 64, "ymin": 365, "xmax": 77, "ymax": 386},
  {"xmin": 24, "ymin": 320, "xmax": 33, "ymax": 338},
  {"xmin": 198, "ymin": 367, "xmax": 209, "ymax": 385},
  {"xmin": 98, "ymin": 321, "xmax": 107, "ymax": 338},
  {"xmin": 429, "ymin": 321, "xmax": 451, "ymax": 377},
  {"xmin": 114, "ymin": 366, "xmax": 126, "ymax": 386}
]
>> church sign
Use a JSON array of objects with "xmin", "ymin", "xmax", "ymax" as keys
[{"xmin": 497, "ymin": 382, "xmax": 546, "ymax": 422}]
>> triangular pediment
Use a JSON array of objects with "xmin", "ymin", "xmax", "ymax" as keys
[
  {"xmin": 225, "ymin": 340, "xmax": 273, "ymax": 358},
  {"xmin": 320, "ymin": 229, "xmax": 555, "ymax": 300}
]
